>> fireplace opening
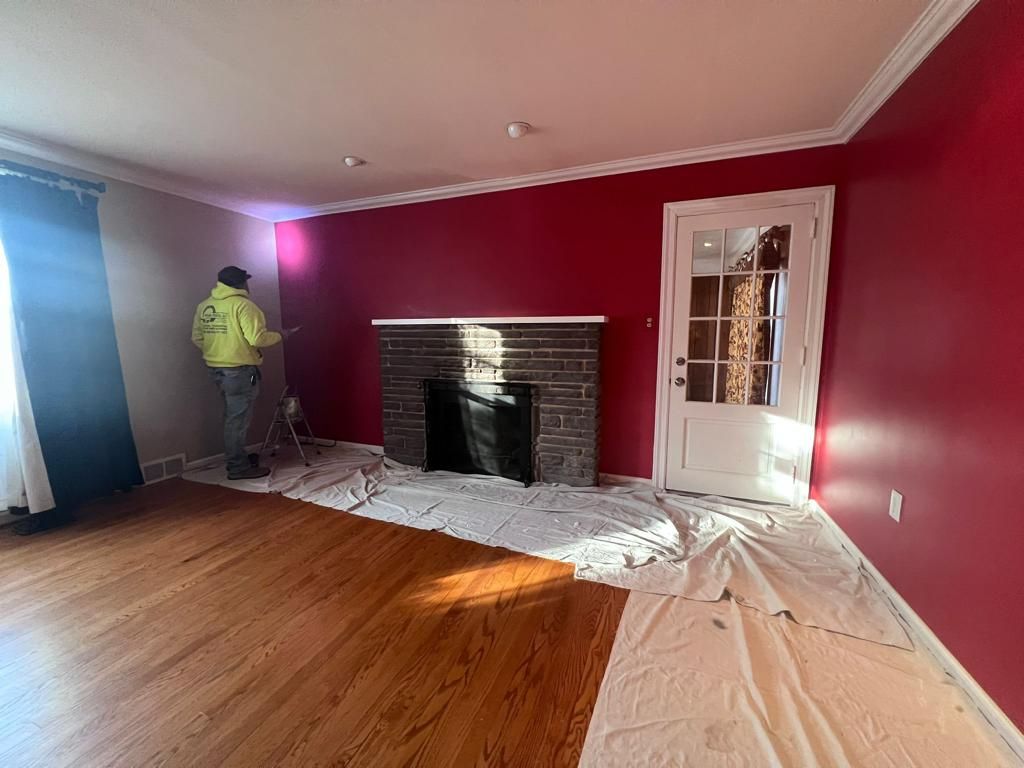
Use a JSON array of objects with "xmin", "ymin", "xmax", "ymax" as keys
[{"xmin": 423, "ymin": 379, "xmax": 534, "ymax": 485}]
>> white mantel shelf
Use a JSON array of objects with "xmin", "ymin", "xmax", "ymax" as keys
[{"xmin": 371, "ymin": 315, "xmax": 608, "ymax": 326}]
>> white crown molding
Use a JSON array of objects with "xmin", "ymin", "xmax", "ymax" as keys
[
  {"xmin": 285, "ymin": 0, "xmax": 976, "ymax": 221},
  {"xmin": 371, "ymin": 315, "xmax": 608, "ymax": 326},
  {"xmin": 0, "ymin": 0, "xmax": 977, "ymax": 223},
  {"xmin": 282, "ymin": 0, "xmax": 974, "ymax": 221},
  {"xmin": 285, "ymin": 127, "xmax": 841, "ymax": 221},
  {"xmin": 834, "ymin": 0, "xmax": 980, "ymax": 140},
  {"xmin": 0, "ymin": 126, "xmax": 261, "ymax": 219}
]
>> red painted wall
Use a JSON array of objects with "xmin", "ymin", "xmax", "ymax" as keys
[
  {"xmin": 275, "ymin": 147, "xmax": 843, "ymax": 478},
  {"xmin": 812, "ymin": 0, "xmax": 1024, "ymax": 728},
  {"xmin": 275, "ymin": 0, "xmax": 1024, "ymax": 730},
  {"xmin": 815, "ymin": 0, "xmax": 1024, "ymax": 733}
]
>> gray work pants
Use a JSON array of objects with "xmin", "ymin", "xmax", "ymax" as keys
[{"xmin": 208, "ymin": 365, "xmax": 261, "ymax": 474}]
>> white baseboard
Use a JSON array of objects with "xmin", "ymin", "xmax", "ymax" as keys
[
  {"xmin": 183, "ymin": 442, "xmax": 264, "ymax": 472},
  {"xmin": 600, "ymin": 472, "xmax": 654, "ymax": 487},
  {"xmin": 184, "ymin": 454, "xmax": 222, "ymax": 471},
  {"xmin": 183, "ymin": 439, "xmax": 383, "ymax": 472},
  {"xmin": 329, "ymin": 439, "xmax": 384, "ymax": 453},
  {"xmin": 289, "ymin": 437, "xmax": 384, "ymax": 453},
  {"xmin": 253, "ymin": 432, "xmax": 383, "ymax": 453},
  {"xmin": 808, "ymin": 499, "xmax": 1024, "ymax": 764}
]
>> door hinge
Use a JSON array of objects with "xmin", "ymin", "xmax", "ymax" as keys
[{"xmin": 810, "ymin": 216, "xmax": 818, "ymax": 239}]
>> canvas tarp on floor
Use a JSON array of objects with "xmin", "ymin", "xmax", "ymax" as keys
[
  {"xmin": 185, "ymin": 447, "xmax": 908, "ymax": 649},
  {"xmin": 185, "ymin": 448, "xmax": 1018, "ymax": 766},
  {"xmin": 579, "ymin": 592, "xmax": 1018, "ymax": 768}
]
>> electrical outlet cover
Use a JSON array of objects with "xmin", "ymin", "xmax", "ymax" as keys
[{"xmin": 889, "ymin": 490, "xmax": 903, "ymax": 522}]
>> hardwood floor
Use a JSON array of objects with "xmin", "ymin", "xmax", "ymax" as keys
[{"xmin": 0, "ymin": 480, "xmax": 628, "ymax": 767}]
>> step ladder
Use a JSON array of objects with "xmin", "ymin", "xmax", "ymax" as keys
[{"xmin": 259, "ymin": 386, "xmax": 321, "ymax": 467}]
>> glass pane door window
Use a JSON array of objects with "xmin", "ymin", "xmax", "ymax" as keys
[{"xmin": 686, "ymin": 225, "xmax": 790, "ymax": 405}]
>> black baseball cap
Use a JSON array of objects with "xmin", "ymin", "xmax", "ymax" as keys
[{"xmin": 217, "ymin": 265, "xmax": 252, "ymax": 288}]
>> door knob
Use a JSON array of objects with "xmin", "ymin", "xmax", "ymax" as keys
[{"xmin": 674, "ymin": 377, "xmax": 686, "ymax": 387}]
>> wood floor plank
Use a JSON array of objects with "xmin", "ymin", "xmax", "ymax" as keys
[
  {"xmin": 0, "ymin": 479, "xmax": 628, "ymax": 767},
  {"xmin": 218, "ymin": 539, "xmax": 493, "ymax": 767},
  {"xmin": 321, "ymin": 554, "xmax": 552, "ymax": 767},
  {"xmin": 451, "ymin": 563, "xmax": 608, "ymax": 768}
]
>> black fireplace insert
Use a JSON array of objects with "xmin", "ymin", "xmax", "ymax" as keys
[{"xmin": 423, "ymin": 379, "xmax": 533, "ymax": 485}]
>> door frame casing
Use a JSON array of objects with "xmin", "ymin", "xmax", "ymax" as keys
[{"xmin": 652, "ymin": 186, "xmax": 836, "ymax": 505}]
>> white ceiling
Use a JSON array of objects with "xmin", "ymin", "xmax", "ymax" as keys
[{"xmin": 0, "ymin": 1, "xmax": 948, "ymax": 220}]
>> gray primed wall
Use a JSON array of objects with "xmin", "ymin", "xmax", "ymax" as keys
[{"xmin": 1, "ymin": 149, "xmax": 285, "ymax": 466}]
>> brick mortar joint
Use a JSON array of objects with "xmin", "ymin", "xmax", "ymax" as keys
[{"xmin": 379, "ymin": 329, "xmax": 602, "ymax": 485}]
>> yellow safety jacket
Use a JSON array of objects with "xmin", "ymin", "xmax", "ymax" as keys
[{"xmin": 191, "ymin": 282, "xmax": 282, "ymax": 367}]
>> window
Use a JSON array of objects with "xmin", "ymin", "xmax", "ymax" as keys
[{"xmin": 686, "ymin": 225, "xmax": 790, "ymax": 406}]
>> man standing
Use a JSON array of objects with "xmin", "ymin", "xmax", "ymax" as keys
[{"xmin": 192, "ymin": 266, "xmax": 296, "ymax": 479}]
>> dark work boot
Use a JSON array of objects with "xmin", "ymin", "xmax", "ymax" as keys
[{"xmin": 227, "ymin": 466, "xmax": 271, "ymax": 480}]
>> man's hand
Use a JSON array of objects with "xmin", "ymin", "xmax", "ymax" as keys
[{"xmin": 281, "ymin": 326, "xmax": 302, "ymax": 340}]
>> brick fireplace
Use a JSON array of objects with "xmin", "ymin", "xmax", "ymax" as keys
[{"xmin": 374, "ymin": 316, "xmax": 606, "ymax": 486}]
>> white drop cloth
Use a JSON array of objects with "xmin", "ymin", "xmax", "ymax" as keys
[
  {"xmin": 579, "ymin": 592, "xmax": 1018, "ymax": 768},
  {"xmin": 184, "ymin": 447, "xmax": 909, "ymax": 649}
]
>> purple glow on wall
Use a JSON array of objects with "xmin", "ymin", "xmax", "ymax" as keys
[{"xmin": 274, "ymin": 221, "xmax": 308, "ymax": 271}]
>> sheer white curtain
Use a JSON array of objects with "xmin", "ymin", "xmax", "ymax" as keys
[{"xmin": 0, "ymin": 238, "xmax": 53, "ymax": 513}]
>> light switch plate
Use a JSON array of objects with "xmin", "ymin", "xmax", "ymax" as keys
[{"xmin": 889, "ymin": 490, "xmax": 903, "ymax": 523}]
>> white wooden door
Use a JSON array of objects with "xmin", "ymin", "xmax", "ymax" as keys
[{"xmin": 664, "ymin": 202, "xmax": 816, "ymax": 503}]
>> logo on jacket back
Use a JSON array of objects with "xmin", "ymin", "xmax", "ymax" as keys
[{"xmin": 201, "ymin": 304, "xmax": 229, "ymax": 335}]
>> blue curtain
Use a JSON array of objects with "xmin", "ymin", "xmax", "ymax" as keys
[{"xmin": 0, "ymin": 161, "xmax": 142, "ymax": 511}]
